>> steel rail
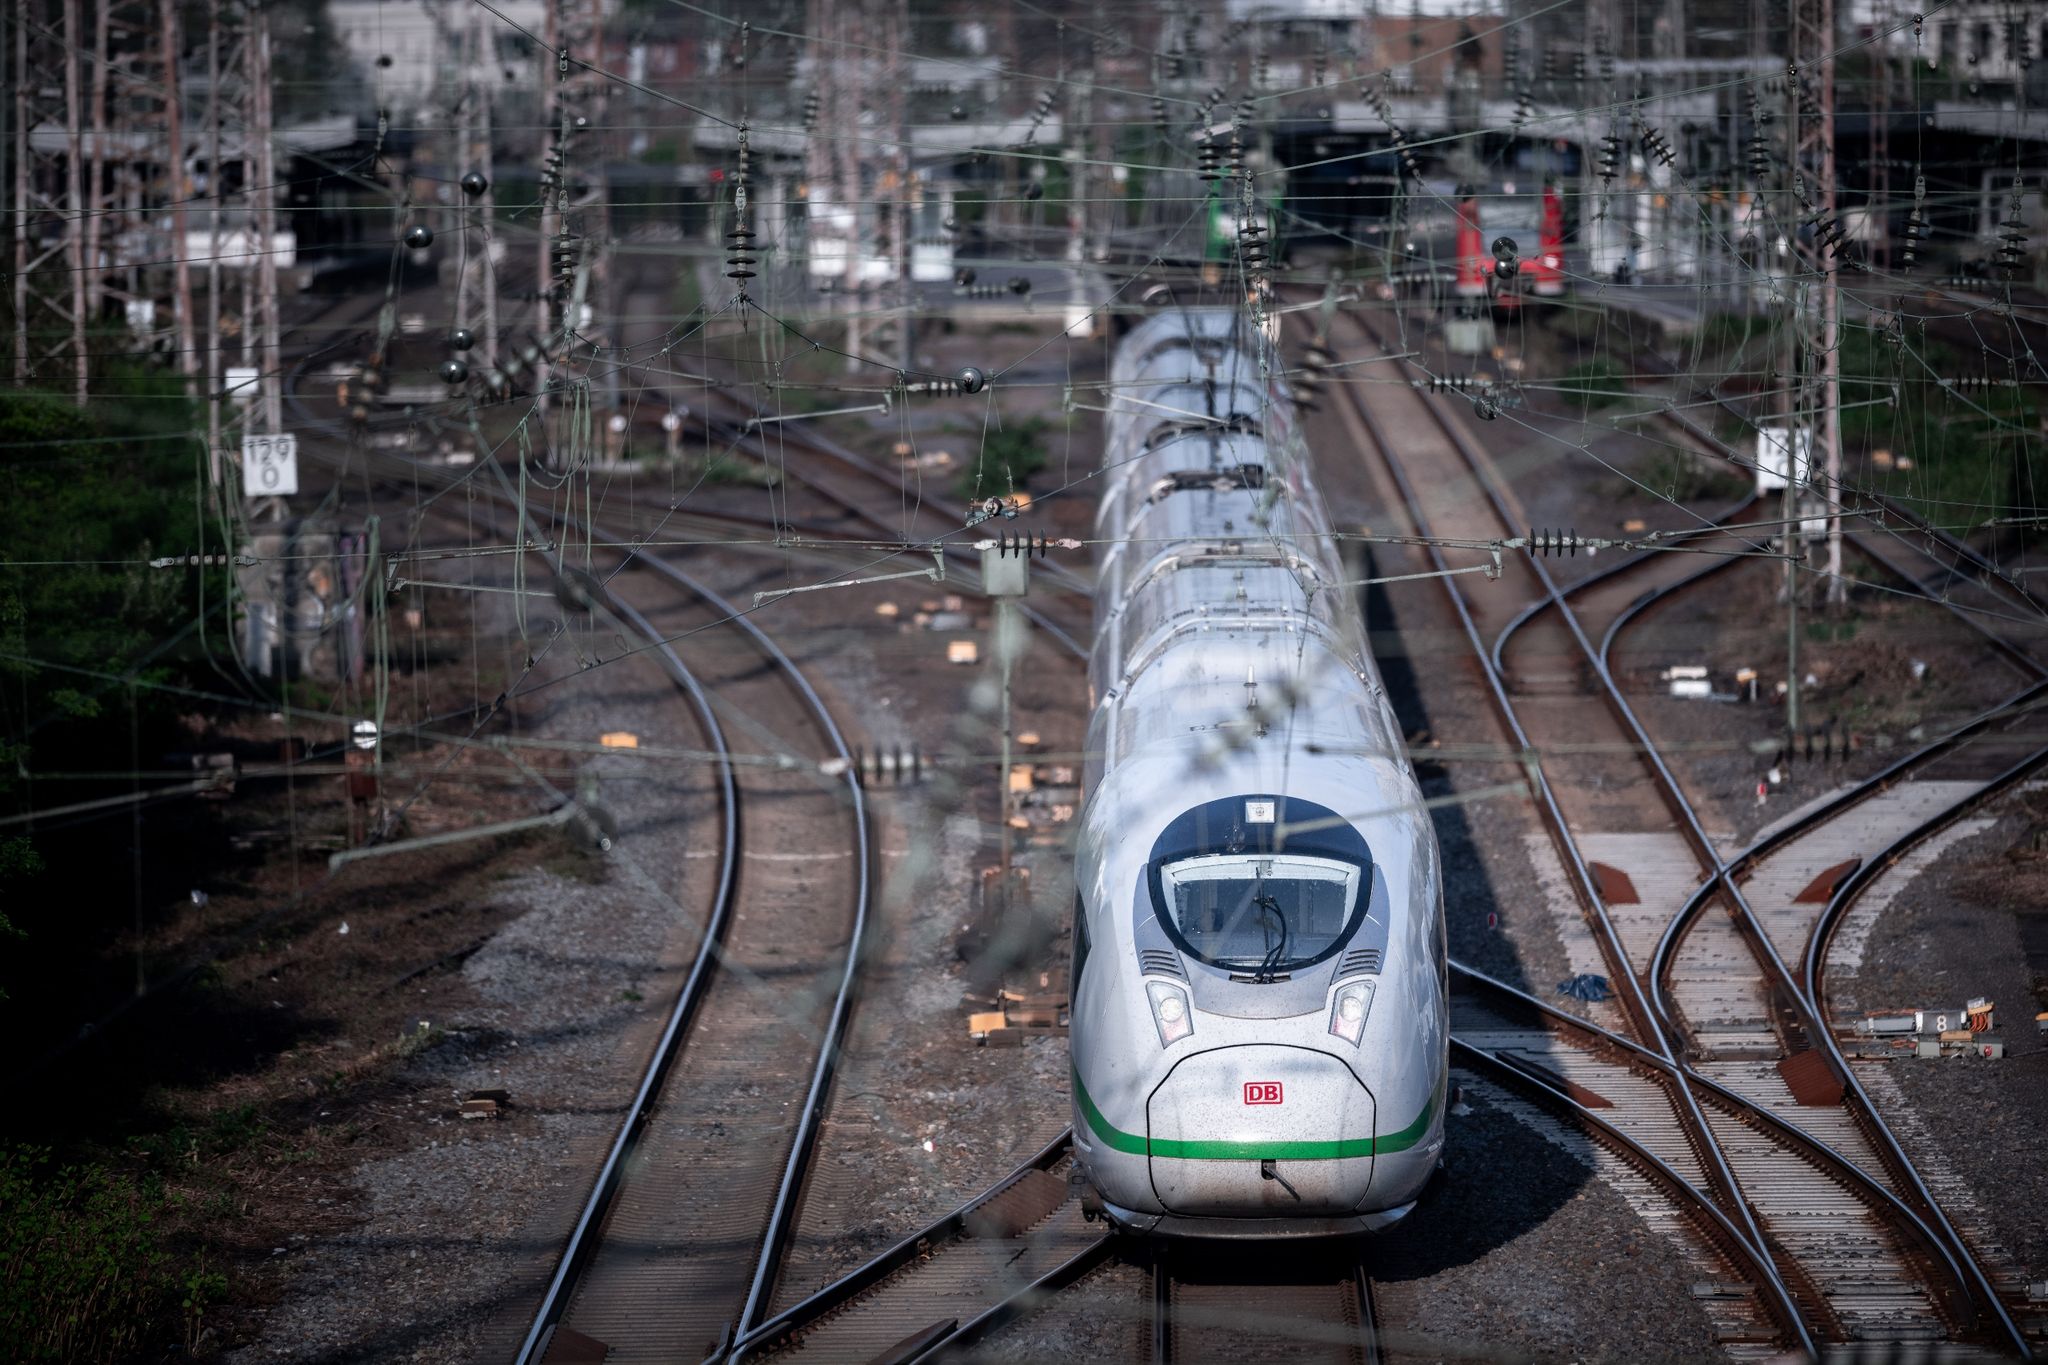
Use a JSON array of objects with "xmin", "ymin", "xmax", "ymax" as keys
[
  {"xmin": 1636, "ymin": 676, "xmax": 2048, "ymax": 1070},
  {"xmin": 289, "ymin": 316, "xmax": 775, "ymax": 1365},
  {"xmin": 728, "ymin": 1129, "xmax": 1074, "ymax": 1360},
  {"xmin": 685, "ymin": 756, "xmax": 1990, "ymax": 1364},
  {"xmin": 1444, "ymin": 1036, "xmax": 1807, "ymax": 1334},
  {"xmin": 697, "ymin": 409, "xmax": 1097, "ymax": 656},
  {"xmin": 692, "ymin": 393, "xmax": 1099, "ymax": 598},
  {"xmin": 1635, "ymin": 688, "xmax": 2048, "ymax": 1045},
  {"xmin": 287, "ymin": 318, "xmax": 1094, "ymax": 756},
  {"xmin": 1315, "ymin": 308, "xmax": 1816, "ymax": 1354},
  {"xmin": 1452, "ymin": 959, "xmax": 1983, "ymax": 1331},
  {"xmin": 1612, "ymin": 328, "xmax": 2048, "ymax": 633},
  {"xmin": 1356, "ymin": 1256, "xmax": 1381, "ymax": 1365},
  {"xmin": 1151, "ymin": 1250, "xmax": 1172, "ymax": 1365},
  {"xmin": 1494, "ymin": 416, "xmax": 2037, "ymax": 694},
  {"xmin": 287, "ymin": 307, "xmax": 1099, "ymax": 665},
  {"xmin": 1591, "ymin": 555, "xmax": 2046, "ymax": 1357},
  {"xmin": 621, "ymin": 554, "xmax": 876, "ymax": 1352},
  {"xmin": 894, "ymin": 1237, "xmax": 1120, "ymax": 1365},
  {"xmin": 285, "ymin": 322, "xmax": 878, "ymax": 1362},
  {"xmin": 1517, "ymin": 361, "xmax": 2045, "ymax": 1355},
  {"xmin": 1867, "ymin": 491, "xmax": 2048, "ymax": 620},
  {"xmin": 1598, "ymin": 429, "xmax": 2048, "ymax": 1061},
  {"xmin": 472, "ymin": 537, "xmax": 874, "ymax": 1364},
  {"xmin": 403, "ymin": 413, "xmax": 1096, "ymax": 662},
  {"xmin": 512, "ymin": 590, "xmax": 742, "ymax": 1365},
  {"xmin": 1805, "ymin": 743, "xmax": 2048, "ymax": 1036},
  {"xmin": 1652, "ymin": 404, "xmax": 2048, "ymax": 676},
  {"xmin": 389, "ymin": 455, "xmax": 868, "ymax": 1365},
  {"xmin": 711, "ymin": 327, "xmax": 1793, "ymax": 1365},
  {"xmin": 290, "ymin": 382, "xmax": 1100, "ymax": 663},
  {"xmin": 1829, "ymin": 522, "xmax": 2046, "ymax": 679},
  {"xmin": 1487, "ymin": 492, "xmax": 1763, "ymax": 680},
  {"xmin": 1341, "ymin": 305, "xmax": 2033, "ymax": 1354}
]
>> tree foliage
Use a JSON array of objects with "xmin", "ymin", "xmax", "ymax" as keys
[{"xmin": 0, "ymin": 367, "xmax": 211, "ymax": 1004}]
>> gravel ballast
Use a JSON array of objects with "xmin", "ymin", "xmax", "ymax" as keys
[{"xmin": 1830, "ymin": 791, "xmax": 2048, "ymax": 1297}]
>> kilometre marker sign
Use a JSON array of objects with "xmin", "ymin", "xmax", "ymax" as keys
[{"xmin": 242, "ymin": 432, "xmax": 299, "ymax": 497}]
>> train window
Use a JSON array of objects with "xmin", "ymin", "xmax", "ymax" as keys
[
  {"xmin": 1157, "ymin": 854, "xmax": 1366, "ymax": 978},
  {"xmin": 1142, "ymin": 416, "xmax": 1264, "ymax": 453},
  {"xmin": 1070, "ymin": 894, "xmax": 1091, "ymax": 991}
]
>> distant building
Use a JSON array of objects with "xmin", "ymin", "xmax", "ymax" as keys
[
  {"xmin": 1852, "ymin": 0, "xmax": 2047, "ymax": 98},
  {"xmin": 327, "ymin": 0, "xmax": 550, "ymax": 120}
]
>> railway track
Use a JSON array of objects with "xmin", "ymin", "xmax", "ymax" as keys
[
  {"xmin": 1648, "ymin": 403, "xmax": 2048, "ymax": 679},
  {"xmin": 1444, "ymin": 963, "xmax": 1876, "ymax": 1353},
  {"xmin": 695, "ymin": 302, "xmax": 2031, "ymax": 1359},
  {"xmin": 285, "ymin": 309, "xmax": 1101, "ymax": 662},
  {"xmin": 282, "ymin": 318, "xmax": 882, "ymax": 1363},
  {"xmin": 1150, "ymin": 1246, "xmax": 1378, "ymax": 1365},
  {"xmin": 1497, "ymin": 306, "xmax": 2048, "ymax": 687},
  {"xmin": 510, "ymin": 552, "xmax": 871, "ymax": 1365},
  {"xmin": 1315, "ymin": 303, "xmax": 2034, "ymax": 1355},
  {"xmin": 1809, "ymin": 747, "xmax": 2048, "ymax": 1346},
  {"xmin": 1589, "ymin": 330, "xmax": 2048, "ymax": 673},
  {"xmin": 1650, "ymin": 677, "xmax": 2047, "ymax": 1071},
  {"xmin": 282, "ymin": 281, "xmax": 2044, "ymax": 1356},
  {"xmin": 727, "ymin": 298, "xmax": 2047, "ymax": 1357},
  {"xmin": 408, "ymin": 529, "xmax": 874, "ymax": 1364},
  {"xmin": 1490, "ymin": 422, "xmax": 2045, "ymax": 725},
  {"xmin": 673, "ymin": 375, "xmax": 1787, "ymax": 1360},
  {"xmin": 1610, "ymin": 392, "xmax": 2048, "ymax": 1352}
]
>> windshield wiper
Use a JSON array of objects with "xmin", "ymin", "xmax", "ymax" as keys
[{"xmin": 1252, "ymin": 894, "xmax": 1288, "ymax": 983}]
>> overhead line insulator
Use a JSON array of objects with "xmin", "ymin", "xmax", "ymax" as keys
[{"xmin": 1526, "ymin": 528, "xmax": 1585, "ymax": 557}]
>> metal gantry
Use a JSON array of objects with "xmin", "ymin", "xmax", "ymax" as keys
[
  {"xmin": 199, "ymin": 0, "xmax": 284, "ymax": 451},
  {"xmin": 11, "ymin": 0, "xmax": 98, "ymax": 400},
  {"xmin": 7, "ymin": 0, "xmax": 276, "ymax": 421},
  {"xmin": 1788, "ymin": 0, "xmax": 1845, "ymax": 608}
]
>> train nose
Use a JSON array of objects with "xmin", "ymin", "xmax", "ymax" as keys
[{"xmin": 1146, "ymin": 1046, "xmax": 1375, "ymax": 1217}]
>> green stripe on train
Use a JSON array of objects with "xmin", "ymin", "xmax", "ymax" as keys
[{"xmin": 1071, "ymin": 1066, "xmax": 1436, "ymax": 1161}]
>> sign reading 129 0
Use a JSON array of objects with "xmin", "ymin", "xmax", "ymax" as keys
[{"xmin": 241, "ymin": 432, "xmax": 299, "ymax": 497}]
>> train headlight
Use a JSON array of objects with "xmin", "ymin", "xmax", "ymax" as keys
[
  {"xmin": 1328, "ymin": 980, "xmax": 1374, "ymax": 1046},
  {"xmin": 1146, "ymin": 981, "xmax": 1194, "ymax": 1048}
]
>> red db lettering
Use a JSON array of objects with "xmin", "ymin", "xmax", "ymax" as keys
[{"xmin": 1243, "ymin": 1081, "xmax": 1283, "ymax": 1105}]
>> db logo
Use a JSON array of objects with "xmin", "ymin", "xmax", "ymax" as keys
[{"xmin": 1243, "ymin": 1081, "xmax": 1283, "ymax": 1105}]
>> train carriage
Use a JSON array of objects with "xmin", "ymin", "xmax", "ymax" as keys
[{"xmin": 1070, "ymin": 306, "xmax": 1450, "ymax": 1238}]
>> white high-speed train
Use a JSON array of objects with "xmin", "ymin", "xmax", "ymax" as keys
[{"xmin": 1069, "ymin": 306, "xmax": 1448, "ymax": 1238}]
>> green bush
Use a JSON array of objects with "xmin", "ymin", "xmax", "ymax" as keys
[
  {"xmin": 1553, "ymin": 358, "xmax": 1633, "ymax": 411},
  {"xmin": 1836, "ymin": 323, "xmax": 2046, "ymax": 532},
  {"xmin": 0, "ymin": 1146, "xmax": 219, "ymax": 1362},
  {"xmin": 956, "ymin": 418, "xmax": 1052, "ymax": 501}
]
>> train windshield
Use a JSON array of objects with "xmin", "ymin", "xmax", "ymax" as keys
[{"xmin": 1159, "ymin": 854, "xmax": 1364, "ymax": 977}]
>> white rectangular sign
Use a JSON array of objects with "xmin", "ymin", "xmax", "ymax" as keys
[
  {"xmin": 1753, "ymin": 424, "xmax": 1811, "ymax": 494},
  {"xmin": 241, "ymin": 432, "xmax": 299, "ymax": 497}
]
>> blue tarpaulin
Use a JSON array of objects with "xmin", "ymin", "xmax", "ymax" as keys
[{"xmin": 1556, "ymin": 973, "xmax": 1612, "ymax": 1003}]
